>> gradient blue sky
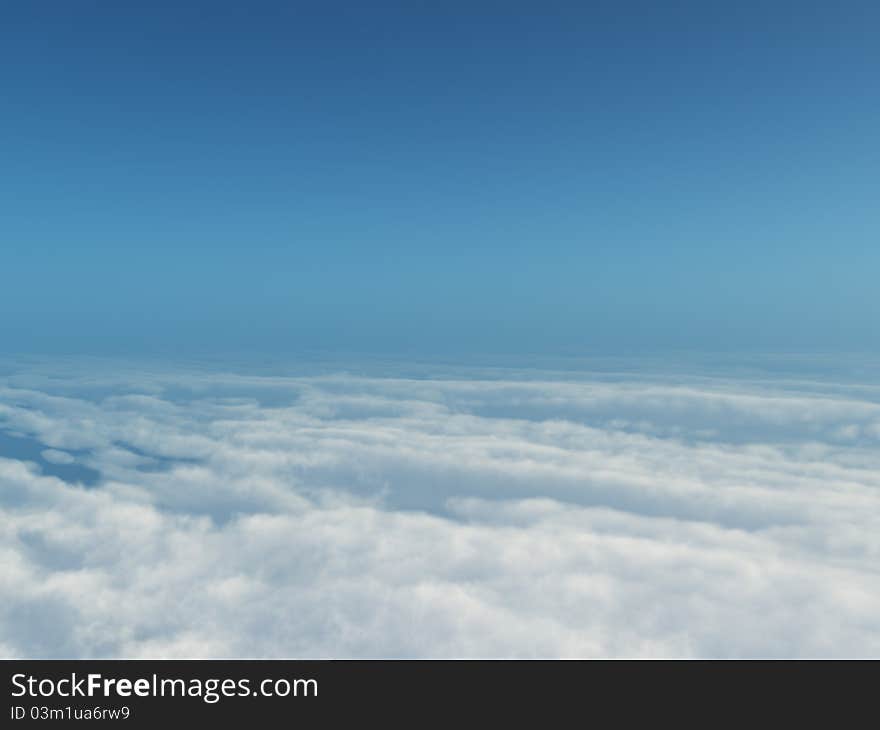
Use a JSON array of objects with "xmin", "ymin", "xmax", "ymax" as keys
[{"xmin": 2, "ymin": 2, "xmax": 878, "ymax": 357}]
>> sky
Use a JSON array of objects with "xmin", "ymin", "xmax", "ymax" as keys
[
  {"xmin": 2, "ymin": 6, "xmax": 880, "ymax": 657},
  {"xmin": 2, "ymin": 2, "xmax": 878, "ymax": 357}
]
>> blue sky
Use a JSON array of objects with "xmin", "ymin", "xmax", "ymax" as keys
[{"xmin": 2, "ymin": 2, "xmax": 878, "ymax": 356}]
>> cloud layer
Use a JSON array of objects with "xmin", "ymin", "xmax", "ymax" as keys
[{"xmin": 1, "ymin": 358, "xmax": 879, "ymax": 657}]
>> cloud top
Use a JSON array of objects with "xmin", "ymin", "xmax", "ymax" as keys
[{"xmin": 1, "ymin": 358, "xmax": 879, "ymax": 657}]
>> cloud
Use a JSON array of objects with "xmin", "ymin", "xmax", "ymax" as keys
[
  {"xmin": 40, "ymin": 449, "xmax": 75, "ymax": 465},
  {"xmin": 1, "ymin": 358, "xmax": 879, "ymax": 657}
]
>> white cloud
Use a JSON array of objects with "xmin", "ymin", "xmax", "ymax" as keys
[
  {"xmin": 1, "ymin": 357, "xmax": 879, "ymax": 657},
  {"xmin": 40, "ymin": 449, "xmax": 75, "ymax": 465}
]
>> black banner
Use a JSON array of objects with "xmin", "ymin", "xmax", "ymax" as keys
[{"xmin": 2, "ymin": 660, "xmax": 875, "ymax": 725}]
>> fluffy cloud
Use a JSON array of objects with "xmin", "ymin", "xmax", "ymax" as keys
[{"xmin": 1, "ymin": 357, "xmax": 879, "ymax": 657}]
